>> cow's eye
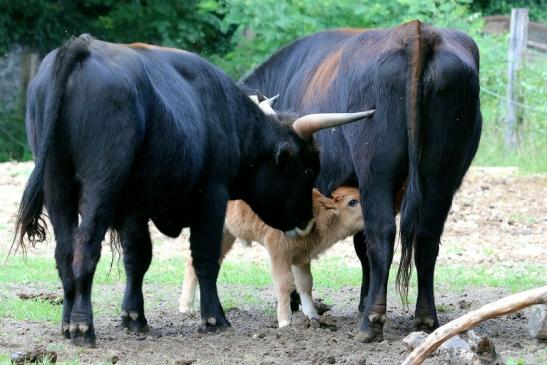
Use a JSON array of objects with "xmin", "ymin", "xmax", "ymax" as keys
[
  {"xmin": 348, "ymin": 199, "xmax": 359, "ymax": 207},
  {"xmin": 304, "ymin": 168, "xmax": 314, "ymax": 176}
]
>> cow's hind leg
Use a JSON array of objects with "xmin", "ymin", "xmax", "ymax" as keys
[
  {"xmin": 69, "ymin": 201, "xmax": 112, "ymax": 347},
  {"xmin": 45, "ymin": 165, "xmax": 78, "ymax": 339},
  {"xmin": 412, "ymin": 161, "xmax": 475, "ymax": 332},
  {"xmin": 68, "ymin": 163, "xmax": 130, "ymax": 346},
  {"xmin": 120, "ymin": 216, "xmax": 152, "ymax": 332},
  {"xmin": 190, "ymin": 184, "xmax": 230, "ymax": 332},
  {"xmin": 353, "ymin": 231, "xmax": 370, "ymax": 314},
  {"xmin": 412, "ymin": 191, "xmax": 446, "ymax": 332},
  {"xmin": 413, "ymin": 53, "xmax": 481, "ymax": 331}
]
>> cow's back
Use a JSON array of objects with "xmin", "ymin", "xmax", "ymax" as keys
[{"xmin": 26, "ymin": 37, "xmax": 249, "ymax": 231}]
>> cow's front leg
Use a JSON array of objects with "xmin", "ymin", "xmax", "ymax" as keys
[
  {"xmin": 292, "ymin": 263, "xmax": 319, "ymax": 321},
  {"xmin": 180, "ymin": 229, "xmax": 236, "ymax": 313},
  {"xmin": 190, "ymin": 184, "xmax": 230, "ymax": 332},
  {"xmin": 120, "ymin": 216, "xmax": 152, "ymax": 332}
]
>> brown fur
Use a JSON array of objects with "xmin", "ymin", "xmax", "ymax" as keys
[
  {"xmin": 301, "ymin": 47, "xmax": 344, "ymax": 107},
  {"xmin": 126, "ymin": 42, "xmax": 187, "ymax": 53},
  {"xmin": 180, "ymin": 187, "xmax": 363, "ymax": 326}
]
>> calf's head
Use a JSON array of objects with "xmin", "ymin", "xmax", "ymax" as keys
[
  {"xmin": 314, "ymin": 187, "xmax": 364, "ymax": 237},
  {"xmin": 240, "ymin": 96, "xmax": 373, "ymax": 237}
]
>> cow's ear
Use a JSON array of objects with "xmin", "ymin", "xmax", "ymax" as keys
[{"xmin": 275, "ymin": 138, "xmax": 298, "ymax": 172}]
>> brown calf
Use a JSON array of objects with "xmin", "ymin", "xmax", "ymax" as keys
[{"xmin": 179, "ymin": 187, "xmax": 363, "ymax": 327}]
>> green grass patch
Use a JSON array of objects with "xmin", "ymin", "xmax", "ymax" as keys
[
  {"xmin": 0, "ymin": 296, "xmax": 60, "ymax": 322},
  {"xmin": 436, "ymin": 264, "xmax": 547, "ymax": 293},
  {"xmin": 474, "ymin": 34, "xmax": 547, "ymax": 173},
  {"xmin": 2, "ymin": 255, "xmax": 544, "ymax": 293}
]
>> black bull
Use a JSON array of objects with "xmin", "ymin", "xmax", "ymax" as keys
[
  {"xmin": 242, "ymin": 20, "xmax": 482, "ymax": 341},
  {"xmin": 15, "ymin": 35, "xmax": 372, "ymax": 346}
]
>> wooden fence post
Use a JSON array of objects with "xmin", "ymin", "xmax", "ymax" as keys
[
  {"xmin": 21, "ymin": 49, "xmax": 40, "ymax": 105},
  {"xmin": 505, "ymin": 8, "xmax": 529, "ymax": 150}
]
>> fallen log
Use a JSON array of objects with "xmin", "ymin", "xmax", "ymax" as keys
[{"xmin": 402, "ymin": 285, "xmax": 547, "ymax": 365}]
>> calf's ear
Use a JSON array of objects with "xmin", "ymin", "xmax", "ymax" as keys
[{"xmin": 275, "ymin": 138, "xmax": 298, "ymax": 172}]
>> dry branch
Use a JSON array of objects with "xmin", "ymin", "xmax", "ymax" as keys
[{"xmin": 402, "ymin": 285, "xmax": 547, "ymax": 365}]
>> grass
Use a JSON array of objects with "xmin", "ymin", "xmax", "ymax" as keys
[
  {"xmin": 1, "ymin": 254, "xmax": 544, "ymax": 324},
  {"xmin": 474, "ymin": 34, "xmax": 547, "ymax": 173},
  {"xmin": 0, "ymin": 296, "xmax": 60, "ymax": 322},
  {"xmin": 1, "ymin": 255, "xmax": 545, "ymax": 292}
]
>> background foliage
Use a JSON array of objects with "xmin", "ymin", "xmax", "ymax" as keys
[
  {"xmin": 0, "ymin": 0, "xmax": 229, "ymax": 55},
  {"xmin": 0, "ymin": 0, "xmax": 545, "ymax": 171}
]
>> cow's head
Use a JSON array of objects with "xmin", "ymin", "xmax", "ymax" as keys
[{"xmin": 238, "ymin": 95, "xmax": 374, "ymax": 237}]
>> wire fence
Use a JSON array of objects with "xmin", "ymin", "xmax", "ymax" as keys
[{"xmin": 480, "ymin": 86, "xmax": 547, "ymax": 114}]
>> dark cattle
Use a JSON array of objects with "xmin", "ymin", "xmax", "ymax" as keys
[
  {"xmin": 242, "ymin": 20, "xmax": 482, "ymax": 341},
  {"xmin": 15, "ymin": 35, "xmax": 373, "ymax": 347}
]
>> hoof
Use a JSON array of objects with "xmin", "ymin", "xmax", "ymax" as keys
[
  {"xmin": 69, "ymin": 322, "xmax": 96, "ymax": 348},
  {"xmin": 278, "ymin": 319, "xmax": 291, "ymax": 328},
  {"xmin": 313, "ymin": 300, "xmax": 332, "ymax": 316},
  {"xmin": 197, "ymin": 316, "xmax": 231, "ymax": 333},
  {"xmin": 356, "ymin": 326, "xmax": 384, "ymax": 343},
  {"xmin": 357, "ymin": 313, "xmax": 386, "ymax": 343},
  {"xmin": 310, "ymin": 318, "xmax": 321, "ymax": 329},
  {"xmin": 61, "ymin": 322, "xmax": 71, "ymax": 339},
  {"xmin": 121, "ymin": 311, "xmax": 149, "ymax": 333},
  {"xmin": 413, "ymin": 315, "xmax": 438, "ymax": 332},
  {"xmin": 179, "ymin": 305, "xmax": 192, "ymax": 314}
]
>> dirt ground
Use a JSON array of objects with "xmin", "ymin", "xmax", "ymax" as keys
[{"xmin": 0, "ymin": 162, "xmax": 546, "ymax": 364}]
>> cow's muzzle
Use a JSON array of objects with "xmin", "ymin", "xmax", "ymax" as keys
[{"xmin": 284, "ymin": 218, "xmax": 315, "ymax": 238}]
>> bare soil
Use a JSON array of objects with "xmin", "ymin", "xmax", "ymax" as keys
[{"xmin": 0, "ymin": 162, "xmax": 546, "ymax": 364}]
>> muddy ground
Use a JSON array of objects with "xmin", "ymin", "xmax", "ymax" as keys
[{"xmin": 0, "ymin": 162, "xmax": 546, "ymax": 364}]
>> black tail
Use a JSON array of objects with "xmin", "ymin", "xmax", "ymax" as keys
[
  {"xmin": 396, "ymin": 21, "xmax": 436, "ymax": 303},
  {"xmin": 13, "ymin": 35, "xmax": 91, "ymax": 252}
]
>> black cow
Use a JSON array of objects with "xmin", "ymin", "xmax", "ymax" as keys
[
  {"xmin": 242, "ymin": 20, "xmax": 482, "ymax": 341},
  {"xmin": 15, "ymin": 35, "xmax": 373, "ymax": 347}
]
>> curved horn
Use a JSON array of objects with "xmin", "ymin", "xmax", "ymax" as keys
[
  {"xmin": 258, "ymin": 94, "xmax": 279, "ymax": 116},
  {"xmin": 292, "ymin": 109, "xmax": 375, "ymax": 140}
]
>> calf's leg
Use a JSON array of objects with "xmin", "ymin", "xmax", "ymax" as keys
[
  {"xmin": 292, "ymin": 262, "xmax": 319, "ymax": 321},
  {"xmin": 269, "ymin": 253, "xmax": 295, "ymax": 328},
  {"xmin": 179, "ymin": 256, "xmax": 198, "ymax": 313}
]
